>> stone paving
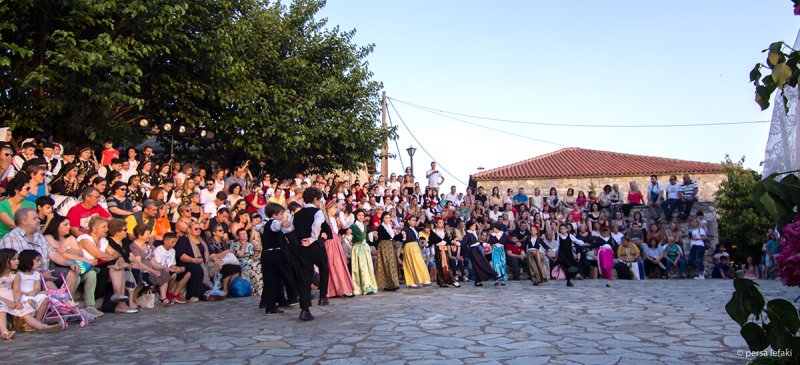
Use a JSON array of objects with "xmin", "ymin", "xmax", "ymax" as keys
[{"xmin": 1, "ymin": 278, "xmax": 796, "ymax": 364}]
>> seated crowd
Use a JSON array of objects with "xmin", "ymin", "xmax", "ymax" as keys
[{"xmin": 0, "ymin": 137, "xmax": 778, "ymax": 337}]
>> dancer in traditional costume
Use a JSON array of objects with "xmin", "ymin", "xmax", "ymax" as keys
[{"xmin": 349, "ymin": 209, "xmax": 378, "ymax": 295}]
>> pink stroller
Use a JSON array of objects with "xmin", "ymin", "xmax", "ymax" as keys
[{"xmin": 41, "ymin": 274, "xmax": 88, "ymax": 330}]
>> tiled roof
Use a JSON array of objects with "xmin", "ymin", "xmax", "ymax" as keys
[{"xmin": 472, "ymin": 148, "xmax": 724, "ymax": 180}]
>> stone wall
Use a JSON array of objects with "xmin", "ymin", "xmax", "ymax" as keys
[{"xmin": 473, "ymin": 173, "xmax": 727, "ymax": 202}]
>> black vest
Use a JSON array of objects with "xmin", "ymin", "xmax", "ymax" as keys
[
  {"xmin": 294, "ymin": 207, "xmax": 319, "ymax": 240},
  {"xmin": 261, "ymin": 219, "xmax": 285, "ymax": 250}
]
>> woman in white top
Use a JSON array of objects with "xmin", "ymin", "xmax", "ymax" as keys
[
  {"xmin": 687, "ymin": 218, "xmax": 708, "ymax": 280},
  {"xmin": 77, "ymin": 216, "xmax": 129, "ymax": 305}
]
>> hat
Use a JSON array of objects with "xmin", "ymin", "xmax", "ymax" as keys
[
  {"xmin": 42, "ymin": 142, "xmax": 54, "ymax": 149},
  {"xmin": 21, "ymin": 141, "xmax": 35, "ymax": 149},
  {"xmin": 111, "ymin": 158, "xmax": 123, "ymax": 165},
  {"xmin": 63, "ymin": 147, "xmax": 78, "ymax": 156},
  {"xmin": 79, "ymin": 146, "xmax": 92, "ymax": 153},
  {"xmin": 20, "ymin": 158, "xmax": 47, "ymax": 171}
]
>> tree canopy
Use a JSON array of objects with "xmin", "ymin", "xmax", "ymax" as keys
[
  {"xmin": 0, "ymin": 0, "xmax": 393, "ymax": 175},
  {"xmin": 714, "ymin": 156, "xmax": 773, "ymax": 262}
]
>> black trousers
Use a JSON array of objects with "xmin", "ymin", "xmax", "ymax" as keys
[
  {"xmin": 259, "ymin": 249, "xmax": 296, "ymax": 311},
  {"xmin": 294, "ymin": 241, "xmax": 329, "ymax": 311},
  {"xmin": 507, "ymin": 256, "xmax": 527, "ymax": 280}
]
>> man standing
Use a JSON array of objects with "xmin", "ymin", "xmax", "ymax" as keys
[
  {"xmin": 426, "ymin": 162, "xmax": 444, "ymax": 193},
  {"xmin": 291, "ymin": 188, "xmax": 329, "ymax": 321},
  {"xmin": 647, "ymin": 175, "xmax": 664, "ymax": 222},
  {"xmin": 678, "ymin": 174, "xmax": 699, "ymax": 220}
]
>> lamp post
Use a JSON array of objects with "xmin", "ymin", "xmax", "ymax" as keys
[{"xmin": 406, "ymin": 145, "xmax": 417, "ymax": 177}]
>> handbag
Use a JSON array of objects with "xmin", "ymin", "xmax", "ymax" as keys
[
  {"xmin": 220, "ymin": 252, "xmax": 240, "ymax": 266},
  {"xmin": 136, "ymin": 289, "xmax": 157, "ymax": 309},
  {"xmin": 551, "ymin": 266, "xmax": 566, "ymax": 279}
]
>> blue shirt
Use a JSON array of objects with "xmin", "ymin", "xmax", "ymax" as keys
[{"xmin": 513, "ymin": 194, "xmax": 528, "ymax": 204}]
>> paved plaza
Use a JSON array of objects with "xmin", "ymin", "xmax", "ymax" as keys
[{"xmin": 1, "ymin": 279, "xmax": 795, "ymax": 364}]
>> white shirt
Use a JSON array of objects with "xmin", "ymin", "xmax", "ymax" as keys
[
  {"xmin": 200, "ymin": 189, "xmax": 216, "ymax": 206},
  {"xmin": 389, "ymin": 181, "xmax": 402, "ymax": 193},
  {"xmin": 445, "ymin": 192, "xmax": 458, "ymax": 203},
  {"xmin": 204, "ymin": 201, "xmax": 223, "ymax": 218},
  {"xmin": 304, "ymin": 203, "xmax": 325, "ymax": 241},
  {"xmin": 77, "ymin": 234, "xmax": 108, "ymax": 260},
  {"xmin": 426, "ymin": 169, "xmax": 443, "ymax": 188},
  {"xmin": 154, "ymin": 245, "xmax": 176, "ymax": 268},
  {"xmin": 120, "ymin": 167, "xmax": 136, "ymax": 184},
  {"xmin": 666, "ymin": 183, "xmax": 681, "ymax": 200},
  {"xmin": 690, "ymin": 228, "xmax": 707, "ymax": 247}
]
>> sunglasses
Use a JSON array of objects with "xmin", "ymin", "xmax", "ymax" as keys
[{"xmin": 191, "ymin": 228, "xmax": 201, "ymax": 231}]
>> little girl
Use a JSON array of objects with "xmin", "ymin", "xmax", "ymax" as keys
[
  {"xmin": 743, "ymin": 256, "xmax": 759, "ymax": 279},
  {"xmin": 421, "ymin": 238, "xmax": 436, "ymax": 282},
  {"xmin": 14, "ymin": 250, "xmax": 50, "ymax": 321},
  {"xmin": 0, "ymin": 248, "xmax": 60, "ymax": 340}
]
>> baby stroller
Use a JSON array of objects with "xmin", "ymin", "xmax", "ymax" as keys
[{"xmin": 41, "ymin": 274, "xmax": 88, "ymax": 330}]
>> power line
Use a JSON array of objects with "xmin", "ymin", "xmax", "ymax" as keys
[
  {"xmin": 397, "ymin": 101, "xmax": 568, "ymax": 148},
  {"xmin": 388, "ymin": 98, "xmax": 468, "ymax": 186},
  {"xmin": 389, "ymin": 97, "xmax": 770, "ymax": 128},
  {"xmin": 385, "ymin": 105, "xmax": 405, "ymax": 170}
]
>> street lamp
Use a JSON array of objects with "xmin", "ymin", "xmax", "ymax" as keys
[{"xmin": 406, "ymin": 145, "xmax": 417, "ymax": 177}]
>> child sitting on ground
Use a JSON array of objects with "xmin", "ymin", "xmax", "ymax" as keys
[
  {"xmin": 0, "ymin": 248, "xmax": 60, "ymax": 340},
  {"xmin": 154, "ymin": 233, "xmax": 188, "ymax": 305},
  {"xmin": 712, "ymin": 256, "xmax": 734, "ymax": 279},
  {"xmin": 13, "ymin": 250, "xmax": 50, "ymax": 321}
]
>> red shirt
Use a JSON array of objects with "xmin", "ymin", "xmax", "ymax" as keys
[
  {"xmin": 628, "ymin": 191, "xmax": 643, "ymax": 205},
  {"xmin": 505, "ymin": 242, "xmax": 523, "ymax": 256},
  {"xmin": 67, "ymin": 204, "xmax": 111, "ymax": 234},
  {"xmin": 245, "ymin": 193, "xmax": 266, "ymax": 214},
  {"xmin": 101, "ymin": 149, "xmax": 119, "ymax": 166}
]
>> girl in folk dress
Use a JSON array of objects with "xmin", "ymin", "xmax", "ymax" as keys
[
  {"xmin": 464, "ymin": 221, "xmax": 497, "ymax": 286},
  {"xmin": 322, "ymin": 201, "xmax": 355, "ymax": 298},
  {"xmin": 375, "ymin": 212, "xmax": 401, "ymax": 291},
  {"xmin": 395, "ymin": 215, "xmax": 432, "ymax": 288},
  {"xmin": 349, "ymin": 210, "xmax": 378, "ymax": 295},
  {"xmin": 488, "ymin": 224, "xmax": 508, "ymax": 286},
  {"xmin": 428, "ymin": 218, "xmax": 460, "ymax": 288}
]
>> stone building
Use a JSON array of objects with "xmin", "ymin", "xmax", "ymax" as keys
[{"xmin": 470, "ymin": 147, "xmax": 727, "ymax": 202}]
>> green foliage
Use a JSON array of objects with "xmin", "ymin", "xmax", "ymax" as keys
[
  {"xmin": 752, "ymin": 171, "xmax": 800, "ymax": 227},
  {"xmin": 0, "ymin": 0, "xmax": 393, "ymax": 174},
  {"xmin": 750, "ymin": 41, "xmax": 800, "ymax": 112},
  {"xmin": 714, "ymin": 156, "xmax": 773, "ymax": 262},
  {"xmin": 726, "ymin": 278, "xmax": 800, "ymax": 364}
]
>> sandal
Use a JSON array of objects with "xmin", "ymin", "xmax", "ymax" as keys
[
  {"xmin": 1, "ymin": 330, "xmax": 14, "ymax": 340},
  {"xmin": 160, "ymin": 299, "xmax": 172, "ymax": 307}
]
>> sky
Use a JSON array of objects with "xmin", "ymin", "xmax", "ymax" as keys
[{"xmin": 317, "ymin": 1, "xmax": 799, "ymax": 190}]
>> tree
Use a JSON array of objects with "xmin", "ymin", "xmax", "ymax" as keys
[
  {"xmin": 0, "ymin": 0, "xmax": 393, "ymax": 174},
  {"xmin": 714, "ymin": 156, "xmax": 773, "ymax": 263}
]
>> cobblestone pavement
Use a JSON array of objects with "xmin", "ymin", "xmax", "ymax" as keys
[{"xmin": 1, "ymin": 279, "xmax": 795, "ymax": 364}]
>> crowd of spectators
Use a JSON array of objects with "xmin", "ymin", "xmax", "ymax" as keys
[{"xmin": 0, "ymin": 133, "xmax": 782, "ymax": 337}]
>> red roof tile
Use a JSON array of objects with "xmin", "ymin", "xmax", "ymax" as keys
[{"xmin": 472, "ymin": 148, "xmax": 724, "ymax": 180}]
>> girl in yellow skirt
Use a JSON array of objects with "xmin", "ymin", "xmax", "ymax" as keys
[
  {"xmin": 349, "ymin": 209, "xmax": 378, "ymax": 295},
  {"xmin": 396, "ymin": 215, "xmax": 431, "ymax": 288}
]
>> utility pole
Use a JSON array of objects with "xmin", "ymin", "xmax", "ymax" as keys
[{"xmin": 380, "ymin": 91, "xmax": 389, "ymax": 178}]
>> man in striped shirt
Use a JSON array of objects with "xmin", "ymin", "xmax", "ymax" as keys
[{"xmin": 678, "ymin": 174, "xmax": 699, "ymax": 220}]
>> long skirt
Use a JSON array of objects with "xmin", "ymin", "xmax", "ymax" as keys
[
  {"xmin": 435, "ymin": 245, "xmax": 455, "ymax": 286},
  {"xmin": 491, "ymin": 245, "xmax": 507, "ymax": 282},
  {"xmin": 402, "ymin": 241, "xmax": 431, "ymax": 286},
  {"xmin": 527, "ymin": 250, "xmax": 548, "ymax": 284},
  {"xmin": 325, "ymin": 234, "xmax": 356, "ymax": 297},
  {"xmin": 376, "ymin": 240, "xmax": 401, "ymax": 290},
  {"xmin": 351, "ymin": 242, "xmax": 378, "ymax": 295},
  {"xmin": 597, "ymin": 247, "xmax": 614, "ymax": 280},
  {"xmin": 470, "ymin": 245, "xmax": 497, "ymax": 283}
]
